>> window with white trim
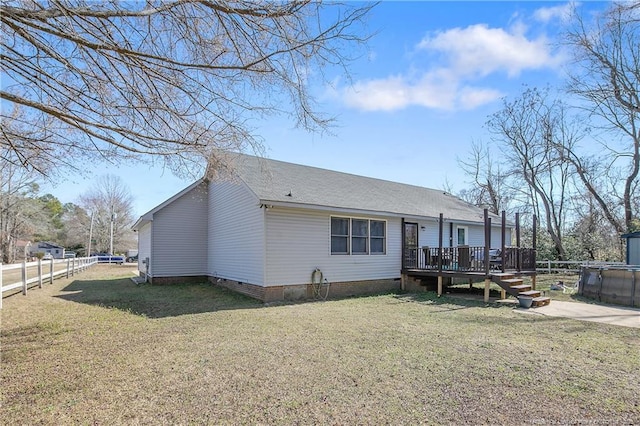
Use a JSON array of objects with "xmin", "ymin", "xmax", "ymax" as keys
[
  {"xmin": 330, "ymin": 217, "xmax": 386, "ymax": 255},
  {"xmin": 331, "ymin": 217, "xmax": 349, "ymax": 254},
  {"xmin": 370, "ymin": 220, "xmax": 386, "ymax": 253}
]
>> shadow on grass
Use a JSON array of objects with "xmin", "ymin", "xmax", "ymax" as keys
[
  {"xmin": 393, "ymin": 290, "xmax": 570, "ymax": 326},
  {"xmin": 393, "ymin": 290, "xmax": 506, "ymax": 310},
  {"xmin": 56, "ymin": 276, "xmax": 262, "ymax": 318}
]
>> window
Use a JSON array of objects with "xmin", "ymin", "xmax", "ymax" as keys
[
  {"xmin": 352, "ymin": 219, "xmax": 369, "ymax": 254},
  {"xmin": 370, "ymin": 220, "xmax": 386, "ymax": 254},
  {"xmin": 330, "ymin": 217, "xmax": 386, "ymax": 255},
  {"xmin": 331, "ymin": 217, "xmax": 349, "ymax": 254}
]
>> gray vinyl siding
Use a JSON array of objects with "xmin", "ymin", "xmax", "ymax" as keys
[
  {"xmin": 265, "ymin": 208, "xmax": 402, "ymax": 286},
  {"xmin": 137, "ymin": 222, "xmax": 152, "ymax": 275},
  {"xmin": 491, "ymin": 228, "xmax": 512, "ymax": 248},
  {"xmin": 151, "ymin": 183, "xmax": 209, "ymax": 277},
  {"xmin": 467, "ymin": 224, "xmax": 485, "ymax": 246},
  {"xmin": 208, "ymin": 180, "xmax": 265, "ymax": 285},
  {"xmin": 417, "ymin": 220, "xmax": 439, "ymax": 248},
  {"xmin": 417, "ymin": 221, "xmax": 509, "ymax": 248}
]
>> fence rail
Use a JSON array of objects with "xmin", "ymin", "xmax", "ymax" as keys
[
  {"xmin": 0, "ymin": 256, "xmax": 98, "ymax": 309},
  {"xmin": 536, "ymin": 260, "xmax": 625, "ymax": 274}
]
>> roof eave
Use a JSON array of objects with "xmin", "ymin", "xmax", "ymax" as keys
[{"xmin": 261, "ymin": 199, "xmax": 504, "ymax": 226}]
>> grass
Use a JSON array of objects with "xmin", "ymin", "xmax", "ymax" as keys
[{"xmin": 2, "ymin": 266, "xmax": 639, "ymax": 424}]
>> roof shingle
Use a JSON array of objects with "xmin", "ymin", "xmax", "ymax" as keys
[{"xmin": 228, "ymin": 155, "xmax": 494, "ymax": 223}]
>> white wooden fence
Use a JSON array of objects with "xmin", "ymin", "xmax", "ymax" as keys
[
  {"xmin": 536, "ymin": 260, "xmax": 625, "ymax": 274},
  {"xmin": 0, "ymin": 257, "xmax": 98, "ymax": 309}
]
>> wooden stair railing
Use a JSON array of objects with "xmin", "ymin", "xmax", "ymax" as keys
[{"xmin": 491, "ymin": 273, "xmax": 551, "ymax": 307}]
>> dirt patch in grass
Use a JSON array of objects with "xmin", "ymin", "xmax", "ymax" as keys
[{"xmin": 2, "ymin": 266, "xmax": 639, "ymax": 424}]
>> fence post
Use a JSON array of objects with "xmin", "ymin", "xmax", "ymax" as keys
[
  {"xmin": 0, "ymin": 262, "xmax": 3, "ymax": 309},
  {"xmin": 631, "ymin": 270, "xmax": 637, "ymax": 308},
  {"xmin": 71, "ymin": 258, "xmax": 75, "ymax": 276},
  {"xmin": 49, "ymin": 259, "xmax": 54, "ymax": 284},
  {"xmin": 66, "ymin": 259, "xmax": 70, "ymax": 278},
  {"xmin": 547, "ymin": 260, "xmax": 551, "ymax": 274},
  {"xmin": 22, "ymin": 260, "xmax": 27, "ymax": 295},
  {"xmin": 38, "ymin": 258, "xmax": 43, "ymax": 288}
]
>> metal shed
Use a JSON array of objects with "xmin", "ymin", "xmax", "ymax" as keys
[{"xmin": 621, "ymin": 232, "xmax": 640, "ymax": 265}]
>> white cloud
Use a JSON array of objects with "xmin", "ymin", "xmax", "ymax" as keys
[
  {"xmin": 338, "ymin": 18, "xmax": 566, "ymax": 113},
  {"xmin": 418, "ymin": 24, "xmax": 563, "ymax": 78},
  {"xmin": 341, "ymin": 71, "xmax": 503, "ymax": 112},
  {"xmin": 533, "ymin": 2, "xmax": 576, "ymax": 23}
]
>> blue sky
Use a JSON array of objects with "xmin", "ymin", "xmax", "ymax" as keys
[{"xmin": 42, "ymin": 1, "xmax": 607, "ymax": 218}]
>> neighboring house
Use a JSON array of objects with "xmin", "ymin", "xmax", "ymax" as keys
[
  {"xmin": 31, "ymin": 241, "xmax": 65, "ymax": 259},
  {"xmin": 14, "ymin": 240, "xmax": 32, "ymax": 261},
  {"xmin": 133, "ymin": 154, "xmax": 514, "ymax": 302}
]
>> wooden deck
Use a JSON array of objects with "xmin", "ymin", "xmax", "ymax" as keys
[
  {"xmin": 399, "ymin": 210, "xmax": 549, "ymax": 306},
  {"xmin": 402, "ymin": 246, "xmax": 537, "ymax": 275},
  {"xmin": 402, "ymin": 267, "xmax": 545, "ymax": 305}
]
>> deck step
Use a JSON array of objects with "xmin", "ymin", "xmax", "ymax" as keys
[
  {"xmin": 500, "ymin": 278, "xmax": 524, "ymax": 286},
  {"xmin": 492, "ymin": 273, "xmax": 515, "ymax": 279},
  {"xmin": 519, "ymin": 290, "xmax": 541, "ymax": 298},
  {"xmin": 510, "ymin": 284, "xmax": 532, "ymax": 292},
  {"xmin": 532, "ymin": 296, "xmax": 551, "ymax": 307}
]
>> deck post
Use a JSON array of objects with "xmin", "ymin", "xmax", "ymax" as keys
[
  {"xmin": 484, "ymin": 278, "xmax": 491, "ymax": 303},
  {"xmin": 531, "ymin": 275, "xmax": 537, "ymax": 291},
  {"xmin": 438, "ymin": 213, "xmax": 443, "ymax": 272},
  {"xmin": 501, "ymin": 211, "xmax": 506, "ymax": 273},
  {"xmin": 483, "ymin": 210, "xmax": 490, "ymax": 276},
  {"xmin": 516, "ymin": 212, "xmax": 521, "ymax": 271},
  {"xmin": 437, "ymin": 276, "xmax": 443, "ymax": 297},
  {"xmin": 532, "ymin": 214, "xmax": 537, "ymax": 250}
]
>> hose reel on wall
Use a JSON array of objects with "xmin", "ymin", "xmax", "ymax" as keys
[{"xmin": 311, "ymin": 268, "xmax": 330, "ymax": 300}]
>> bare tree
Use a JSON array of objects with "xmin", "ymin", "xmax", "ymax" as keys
[
  {"xmin": 79, "ymin": 175, "xmax": 136, "ymax": 254},
  {"xmin": 566, "ymin": 193, "xmax": 624, "ymax": 261},
  {"xmin": 456, "ymin": 140, "xmax": 515, "ymax": 215},
  {"xmin": 487, "ymin": 87, "xmax": 585, "ymax": 260},
  {"xmin": 1, "ymin": 1, "xmax": 373, "ymax": 177},
  {"xmin": 564, "ymin": 1, "xmax": 640, "ymax": 232},
  {"xmin": 0, "ymin": 152, "xmax": 42, "ymax": 263},
  {"xmin": 59, "ymin": 203, "xmax": 92, "ymax": 254}
]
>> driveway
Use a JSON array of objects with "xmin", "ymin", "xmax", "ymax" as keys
[{"xmin": 517, "ymin": 300, "xmax": 640, "ymax": 328}]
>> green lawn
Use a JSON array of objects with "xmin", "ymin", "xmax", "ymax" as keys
[{"xmin": 2, "ymin": 266, "xmax": 638, "ymax": 424}]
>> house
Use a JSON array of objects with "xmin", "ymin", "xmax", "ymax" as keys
[
  {"xmin": 31, "ymin": 241, "xmax": 65, "ymax": 259},
  {"xmin": 14, "ymin": 240, "xmax": 32, "ymax": 261},
  {"xmin": 133, "ymin": 154, "xmax": 521, "ymax": 302}
]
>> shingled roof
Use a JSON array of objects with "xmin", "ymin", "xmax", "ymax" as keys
[{"xmin": 226, "ymin": 154, "xmax": 496, "ymax": 224}]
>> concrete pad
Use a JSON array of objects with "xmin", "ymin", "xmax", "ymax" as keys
[{"xmin": 516, "ymin": 300, "xmax": 640, "ymax": 328}]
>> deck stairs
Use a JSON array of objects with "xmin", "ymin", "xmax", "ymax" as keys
[{"xmin": 492, "ymin": 273, "xmax": 551, "ymax": 307}]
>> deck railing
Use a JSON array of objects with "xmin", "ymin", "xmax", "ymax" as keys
[{"xmin": 403, "ymin": 246, "xmax": 536, "ymax": 273}]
